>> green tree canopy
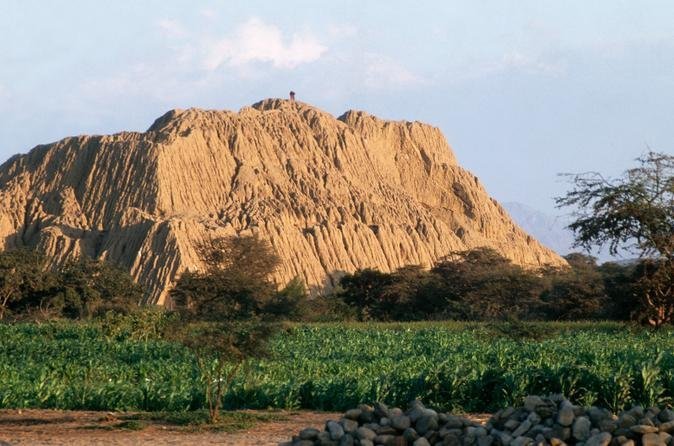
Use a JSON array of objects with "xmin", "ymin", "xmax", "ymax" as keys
[
  {"xmin": 557, "ymin": 151, "xmax": 674, "ymax": 326},
  {"xmin": 0, "ymin": 249, "xmax": 51, "ymax": 319},
  {"xmin": 169, "ymin": 235, "xmax": 299, "ymax": 423},
  {"xmin": 541, "ymin": 253, "xmax": 608, "ymax": 320}
]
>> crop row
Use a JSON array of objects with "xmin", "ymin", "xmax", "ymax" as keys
[{"xmin": 0, "ymin": 322, "xmax": 672, "ymax": 413}]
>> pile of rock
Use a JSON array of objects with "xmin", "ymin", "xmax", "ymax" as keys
[
  {"xmin": 283, "ymin": 395, "xmax": 674, "ymax": 446},
  {"xmin": 283, "ymin": 399, "xmax": 480, "ymax": 446}
]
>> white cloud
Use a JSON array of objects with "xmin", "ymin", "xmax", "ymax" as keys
[
  {"xmin": 362, "ymin": 54, "xmax": 425, "ymax": 89},
  {"xmin": 157, "ymin": 19, "xmax": 188, "ymax": 39},
  {"xmin": 327, "ymin": 23, "xmax": 358, "ymax": 38},
  {"xmin": 499, "ymin": 51, "xmax": 565, "ymax": 76},
  {"xmin": 203, "ymin": 18, "xmax": 327, "ymax": 71},
  {"xmin": 199, "ymin": 8, "xmax": 217, "ymax": 20}
]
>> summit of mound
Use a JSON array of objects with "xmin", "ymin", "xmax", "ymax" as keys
[{"xmin": 0, "ymin": 99, "xmax": 565, "ymax": 303}]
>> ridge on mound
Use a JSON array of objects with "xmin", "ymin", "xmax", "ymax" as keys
[{"xmin": 0, "ymin": 99, "xmax": 566, "ymax": 304}]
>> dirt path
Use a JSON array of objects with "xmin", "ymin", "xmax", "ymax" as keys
[{"xmin": 0, "ymin": 409, "xmax": 341, "ymax": 445}]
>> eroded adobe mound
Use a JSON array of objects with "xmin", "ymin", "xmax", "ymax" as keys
[{"xmin": 0, "ymin": 99, "xmax": 565, "ymax": 303}]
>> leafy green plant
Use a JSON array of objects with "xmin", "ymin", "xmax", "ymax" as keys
[{"xmin": 1, "ymin": 321, "xmax": 674, "ymax": 414}]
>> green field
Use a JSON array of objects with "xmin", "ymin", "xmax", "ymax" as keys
[{"xmin": 1, "ymin": 321, "xmax": 672, "ymax": 413}]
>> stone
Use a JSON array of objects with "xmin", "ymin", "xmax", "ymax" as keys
[
  {"xmin": 414, "ymin": 438, "xmax": 431, "ymax": 446},
  {"xmin": 612, "ymin": 429, "xmax": 630, "ymax": 438},
  {"xmin": 442, "ymin": 434, "xmax": 461, "ymax": 446},
  {"xmin": 552, "ymin": 425, "xmax": 572, "ymax": 441},
  {"xmin": 478, "ymin": 435, "xmax": 494, "ymax": 446},
  {"xmin": 392, "ymin": 415, "xmax": 412, "ymax": 431},
  {"xmin": 339, "ymin": 418, "xmax": 358, "ymax": 433},
  {"xmin": 525, "ymin": 396, "xmax": 546, "ymax": 412},
  {"xmin": 317, "ymin": 431, "xmax": 337, "ymax": 446},
  {"xmin": 642, "ymin": 433, "xmax": 667, "ymax": 446},
  {"xmin": 390, "ymin": 408, "xmax": 404, "ymax": 418},
  {"xmin": 528, "ymin": 425, "xmax": 546, "ymax": 438},
  {"xmin": 416, "ymin": 414, "xmax": 439, "ymax": 435},
  {"xmin": 658, "ymin": 432, "xmax": 672, "ymax": 444},
  {"xmin": 408, "ymin": 406, "xmax": 426, "ymax": 423},
  {"xmin": 403, "ymin": 427, "xmax": 420, "ymax": 442},
  {"xmin": 659, "ymin": 409, "xmax": 674, "ymax": 423},
  {"xmin": 598, "ymin": 419, "xmax": 617, "ymax": 433},
  {"xmin": 511, "ymin": 436, "xmax": 534, "ymax": 446},
  {"xmin": 557, "ymin": 405, "xmax": 575, "ymax": 427},
  {"xmin": 292, "ymin": 441, "xmax": 315, "ymax": 446},
  {"xmin": 340, "ymin": 418, "xmax": 359, "ymax": 433},
  {"xmin": 537, "ymin": 405, "xmax": 556, "ymax": 419},
  {"xmin": 639, "ymin": 418, "xmax": 656, "ymax": 427},
  {"xmin": 630, "ymin": 407, "xmax": 645, "ymax": 419},
  {"xmin": 549, "ymin": 438, "xmax": 566, "ymax": 446},
  {"xmin": 359, "ymin": 405, "xmax": 375, "ymax": 423},
  {"xmin": 299, "ymin": 428, "xmax": 321, "ymax": 440},
  {"xmin": 344, "ymin": 409, "xmax": 362, "ymax": 420},
  {"xmin": 512, "ymin": 421, "xmax": 533, "ymax": 438},
  {"xmin": 527, "ymin": 413, "xmax": 542, "ymax": 425},
  {"xmin": 357, "ymin": 427, "xmax": 377, "ymax": 441},
  {"xmin": 496, "ymin": 431, "xmax": 513, "ymax": 446},
  {"xmin": 0, "ymin": 100, "xmax": 566, "ymax": 305},
  {"xmin": 338, "ymin": 434, "xmax": 354, "ymax": 446},
  {"xmin": 375, "ymin": 402, "xmax": 391, "ymax": 419},
  {"xmin": 585, "ymin": 432, "xmax": 612, "ymax": 446},
  {"xmin": 573, "ymin": 417, "xmax": 592, "ymax": 441},
  {"xmin": 414, "ymin": 415, "xmax": 439, "ymax": 435},
  {"xmin": 424, "ymin": 430, "xmax": 440, "ymax": 444},
  {"xmin": 588, "ymin": 407, "xmax": 610, "ymax": 425},
  {"xmin": 377, "ymin": 426, "xmax": 398, "ymax": 436},
  {"xmin": 327, "ymin": 421, "xmax": 345, "ymax": 440},
  {"xmin": 659, "ymin": 421, "xmax": 674, "ymax": 432},
  {"xmin": 360, "ymin": 441, "xmax": 374, "ymax": 446},
  {"xmin": 445, "ymin": 416, "xmax": 466, "ymax": 429},
  {"xmin": 373, "ymin": 434, "xmax": 395, "ymax": 445},
  {"xmin": 505, "ymin": 420, "xmax": 522, "ymax": 431},
  {"xmin": 502, "ymin": 408, "xmax": 517, "ymax": 419},
  {"xmin": 630, "ymin": 425, "xmax": 659, "ymax": 434}
]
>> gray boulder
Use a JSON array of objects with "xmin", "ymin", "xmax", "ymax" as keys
[{"xmin": 572, "ymin": 417, "xmax": 591, "ymax": 441}]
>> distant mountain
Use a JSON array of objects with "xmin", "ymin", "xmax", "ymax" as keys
[{"xmin": 503, "ymin": 202, "xmax": 626, "ymax": 263}]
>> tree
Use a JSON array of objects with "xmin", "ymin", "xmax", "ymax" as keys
[
  {"xmin": 0, "ymin": 249, "xmax": 143, "ymax": 320},
  {"xmin": 599, "ymin": 260, "xmax": 639, "ymax": 320},
  {"xmin": 541, "ymin": 253, "xmax": 608, "ymax": 320},
  {"xmin": 556, "ymin": 151, "xmax": 674, "ymax": 326},
  {"xmin": 337, "ymin": 268, "xmax": 395, "ymax": 320},
  {"xmin": 432, "ymin": 247, "xmax": 544, "ymax": 320},
  {"xmin": 48, "ymin": 258, "xmax": 143, "ymax": 319},
  {"xmin": 0, "ymin": 249, "xmax": 51, "ymax": 319},
  {"xmin": 170, "ymin": 235, "xmax": 295, "ymax": 423},
  {"xmin": 170, "ymin": 235, "xmax": 281, "ymax": 318}
]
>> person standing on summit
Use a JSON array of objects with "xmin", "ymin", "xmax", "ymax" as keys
[{"xmin": 289, "ymin": 91, "xmax": 296, "ymax": 101}]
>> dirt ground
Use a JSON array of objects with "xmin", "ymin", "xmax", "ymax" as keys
[
  {"xmin": 0, "ymin": 409, "xmax": 491, "ymax": 445},
  {"xmin": 0, "ymin": 409, "xmax": 341, "ymax": 446}
]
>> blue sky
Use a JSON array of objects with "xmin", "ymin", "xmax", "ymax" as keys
[{"xmin": 1, "ymin": 1, "xmax": 673, "ymax": 212}]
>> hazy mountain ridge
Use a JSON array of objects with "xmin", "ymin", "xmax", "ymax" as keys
[{"xmin": 503, "ymin": 201, "xmax": 626, "ymax": 263}]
